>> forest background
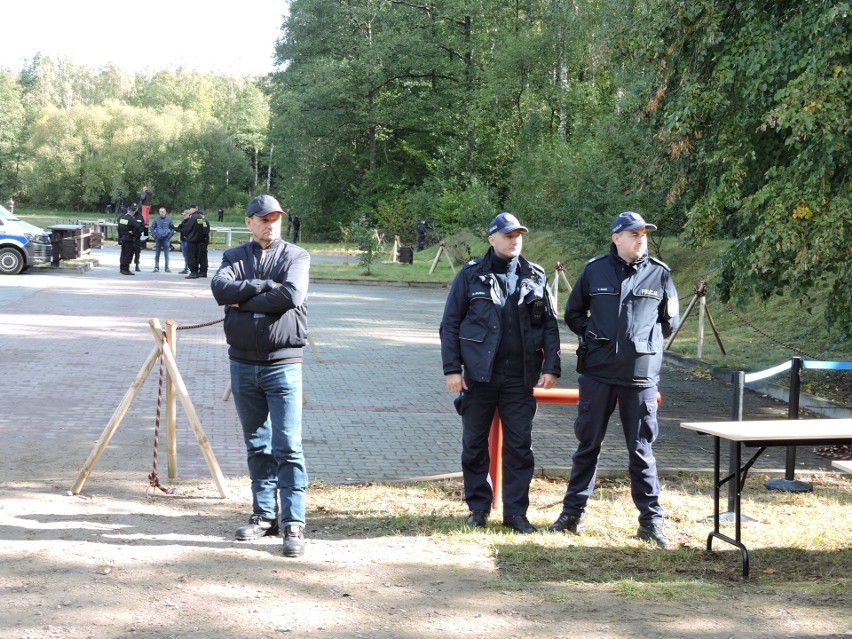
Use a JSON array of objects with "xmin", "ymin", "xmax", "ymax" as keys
[{"xmin": 0, "ymin": 0, "xmax": 848, "ymax": 330}]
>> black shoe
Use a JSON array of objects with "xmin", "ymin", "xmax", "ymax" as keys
[
  {"xmin": 637, "ymin": 522, "xmax": 670, "ymax": 548},
  {"xmin": 502, "ymin": 515, "xmax": 537, "ymax": 534},
  {"xmin": 185, "ymin": 274, "xmax": 199, "ymax": 279},
  {"xmin": 465, "ymin": 510, "xmax": 489, "ymax": 528},
  {"xmin": 153, "ymin": 267, "xmax": 159, "ymax": 272},
  {"xmin": 120, "ymin": 269, "xmax": 134, "ymax": 275},
  {"xmin": 164, "ymin": 268, "xmax": 171, "ymax": 272},
  {"xmin": 235, "ymin": 514, "xmax": 279, "ymax": 541},
  {"xmin": 282, "ymin": 523, "xmax": 305, "ymax": 557},
  {"xmin": 547, "ymin": 511, "xmax": 586, "ymax": 534},
  {"xmin": 135, "ymin": 265, "xmax": 141, "ymax": 272},
  {"xmin": 179, "ymin": 269, "xmax": 189, "ymax": 274}
]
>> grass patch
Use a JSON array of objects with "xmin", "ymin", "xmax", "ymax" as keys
[{"xmin": 305, "ymin": 474, "xmax": 852, "ymax": 600}]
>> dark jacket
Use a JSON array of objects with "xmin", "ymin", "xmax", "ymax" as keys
[
  {"xmin": 183, "ymin": 212, "xmax": 210, "ymax": 243},
  {"xmin": 440, "ymin": 249, "xmax": 561, "ymax": 389},
  {"xmin": 210, "ymin": 239, "xmax": 310, "ymax": 363},
  {"xmin": 117, "ymin": 212, "xmax": 140, "ymax": 242},
  {"xmin": 565, "ymin": 245, "xmax": 680, "ymax": 387}
]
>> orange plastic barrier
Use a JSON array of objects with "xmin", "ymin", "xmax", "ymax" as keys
[{"xmin": 487, "ymin": 388, "xmax": 661, "ymax": 510}]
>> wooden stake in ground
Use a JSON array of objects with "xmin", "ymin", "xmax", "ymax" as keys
[
  {"xmin": 429, "ymin": 241, "xmax": 456, "ymax": 275},
  {"xmin": 71, "ymin": 318, "xmax": 230, "ymax": 498}
]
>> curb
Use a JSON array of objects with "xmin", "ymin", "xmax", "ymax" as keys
[{"xmin": 663, "ymin": 351, "xmax": 852, "ymax": 419}]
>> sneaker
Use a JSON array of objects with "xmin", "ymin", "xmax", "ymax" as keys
[
  {"xmin": 235, "ymin": 514, "xmax": 279, "ymax": 541},
  {"xmin": 153, "ymin": 267, "xmax": 159, "ymax": 272},
  {"xmin": 164, "ymin": 268, "xmax": 171, "ymax": 273},
  {"xmin": 465, "ymin": 510, "xmax": 489, "ymax": 528},
  {"xmin": 185, "ymin": 273, "xmax": 200, "ymax": 279},
  {"xmin": 637, "ymin": 522, "xmax": 670, "ymax": 548},
  {"xmin": 282, "ymin": 523, "xmax": 305, "ymax": 557},
  {"xmin": 547, "ymin": 511, "xmax": 586, "ymax": 534}
]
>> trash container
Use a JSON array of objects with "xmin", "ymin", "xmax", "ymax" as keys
[{"xmin": 397, "ymin": 245, "xmax": 414, "ymax": 264}]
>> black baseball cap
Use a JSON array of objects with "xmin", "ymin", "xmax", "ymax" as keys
[{"xmin": 246, "ymin": 194, "xmax": 284, "ymax": 217}]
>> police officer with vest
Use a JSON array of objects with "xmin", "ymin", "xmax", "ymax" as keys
[
  {"xmin": 548, "ymin": 211, "xmax": 680, "ymax": 547},
  {"xmin": 440, "ymin": 213, "xmax": 561, "ymax": 534},
  {"xmin": 117, "ymin": 205, "xmax": 140, "ymax": 276},
  {"xmin": 184, "ymin": 208, "xmax": 211, "ymax": 279}
]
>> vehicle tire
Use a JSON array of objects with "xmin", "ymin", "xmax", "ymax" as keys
[{"xmin": 0, "ymin": 247, "xmax": 25, "ymax": 275}]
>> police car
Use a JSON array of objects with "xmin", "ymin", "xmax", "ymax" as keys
[{"xmin": 0, "ymin": 204, "xmax": 53, "ymax": 274}]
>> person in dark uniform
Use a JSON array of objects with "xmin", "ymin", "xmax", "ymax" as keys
[
  {"xmin": 177, "ymin": 206, "xmax": 196, "ymax": 274},
  {"xmin": 217, "ymin": 208, "xmax": 224, "ymax": 222},
  {"xmin": 117, "ymin": 205, "xmax": 140, "ymax": 275},
  {"xmin": 291, "ymin": 215, "xmax": 301, "ymax": 243},
  {"xmin": 130, "ymin": 203, "xmax": 145, "ymax": 272},
  {"xmin": 548, "ymin": 211, "xmax": 680, "ymax": 548},
  {"xmin": 440, "ymin": 212, "xmax": 561, "ymax": 534},
  {"xmin": 416, "ymin": 219, "xmax": 427, "ymax": 251},
  {"xmin": 184, "ymin": 208, "xmax": 210, "ymax": 279}
]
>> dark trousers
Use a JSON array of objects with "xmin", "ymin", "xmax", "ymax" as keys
[
  {"xmin": 119, "ymin": 241, "xmax": 135, "ymax": 271},
  {"xmin": 186, "ymin": 242, "xmax": 208, "ymax": 275},
  {"xmin": 458, "ymin": 374, "xmax": 536, "ymax": 517},
  {"xmin": 561, "ymin": 375, "xmax": 663, "ymax": 525}
]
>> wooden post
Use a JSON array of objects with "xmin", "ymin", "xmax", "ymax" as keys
[
  {"xmin": 71, "ymin": 343, "xmax": 162, "ymax": 494},
  {"xmin": 72, "ymin": 318, "xmax": 230, "ymax": 498},
  {"xmin": 697, "ymin": 294, "xmax": 706, "ymax": 358},
  {"xmin": 391, "ymin": 235, "xmax": 400, "ymax": 263},
  {"xmin": 148, "ymin": 319, "xmax": 229, "ymax": 498},
  {"xmin": 165, "ymin": 320, "xmax": 178, "ymax": 479},
  {"xmin": 429, "ymin": 242, "xmax": 445, "ymax": 274}
]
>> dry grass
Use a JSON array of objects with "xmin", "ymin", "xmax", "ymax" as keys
[{"xmin": 306, "ymin": 473, "xmax": 852, "ymax": 599}]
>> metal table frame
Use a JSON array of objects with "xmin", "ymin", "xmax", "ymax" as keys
[{"xmin": 680, "ymin": 418, "xmax": 852, "ymax": 578}]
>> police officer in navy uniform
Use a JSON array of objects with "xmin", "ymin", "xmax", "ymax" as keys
[
  {"xmin": 440, "ymin": 213, "xmax": 561, "ymax": 534},
  {"xmin": 548, "ymin": 211, "xmax": 680, "ymax": 547},
  {"xmin": 117, "ymin": 205, "xmax": 140, "ymax": 276},
  {"xmin": 184, "ymin": 208, "xmax": 211, "ymax": 279}
]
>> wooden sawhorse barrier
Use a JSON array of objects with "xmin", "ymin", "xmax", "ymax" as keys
[
  {"xmin": 71, "ymin": 318, "xmax": 229, "ymax": 498},
  {"xmin": 488, "ymin": 387, "xmax": 661, "ymax": 509}
]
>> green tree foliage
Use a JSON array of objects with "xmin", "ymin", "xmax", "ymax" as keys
[
  {"xmin": 618, "ymin": 0, "xmax": 851, "ymax": 328},
  {"xmin": 3, "ymin": 53, "xmax": 273, "ymax": 213},
  {"xmin": 0, "ymin": 71, "xmax": 26, "ymax": 196}
]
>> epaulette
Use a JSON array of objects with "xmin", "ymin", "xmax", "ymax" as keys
[
  {"xmin": 586, "ymin": 254, "xmax": 607, "ymax": 265},
  {"xmin": 649, "ymin": 256, "xmax": 671, "ymax": 271}
]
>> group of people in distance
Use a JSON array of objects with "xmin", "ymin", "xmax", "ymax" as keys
[
  {"xmin": 116, "ymin": 196, "xmax": 210, "ymax": 278},
  {"xmin": 211, "ymin": 194, "xmax": 680, "ymax": 559}
]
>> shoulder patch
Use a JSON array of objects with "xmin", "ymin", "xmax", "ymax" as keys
[
  {"xmin": 462, "ymin": 258, "xmax": 482, "ymax": 270},
  {"xmin": 586, "ymin": 254, "xmax": 607, "ymax": 265},
  {"xmin": 649, "ymin": 256, "xmax": 671, "ymax": 271}
]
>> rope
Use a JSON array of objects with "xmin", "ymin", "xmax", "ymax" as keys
[
  {"xmin": 723, "ymin": 304, "xmax": 821, "ymax": 360},
  {"xmin": 176, "ymin": 317, "xmax": 224, "ymax": 331},
  {"xmin": 148, "ymin": 339, "xmax": 175, "ymax": 495}
]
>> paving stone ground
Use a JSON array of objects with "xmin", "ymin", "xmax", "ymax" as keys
[{"xmin": 0, "ymin": 244, "xmax": 840, "ymax": 495}]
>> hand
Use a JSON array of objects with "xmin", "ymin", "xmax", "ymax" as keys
[
  {"xmin": 536, "ymin": 373, "xmax": 558, "ymax": 390},
  {"xmin": 446, "ymin": 373, "xmax": 467, "ymax": 393}
]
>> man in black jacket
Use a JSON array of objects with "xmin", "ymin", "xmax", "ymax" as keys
[
  {"xmin": 440, "ymin": 212, "xmax": 561, "ymax": 533},
  {"xmin": 183, "ymin": 208, "xmax": 210, "ymax": 279},
  {"xmin": 548, "ymin": 211, "xmax": 680, "ymax": 548},
  {"xmin": 116, "ymin": 205, "xmax": 140, "ymax": 275},
  {"xmin": 211, "ymin": 194, "xmax": 310, "ymax": 558}
]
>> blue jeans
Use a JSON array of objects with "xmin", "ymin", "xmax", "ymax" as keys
[
  {"xmin": 229, "ymin": 361, "xmax": 307, "ymax": 525},
  {"xmin": 153, "ymin": 237, "xmax": 170, "ymax": 269}
]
